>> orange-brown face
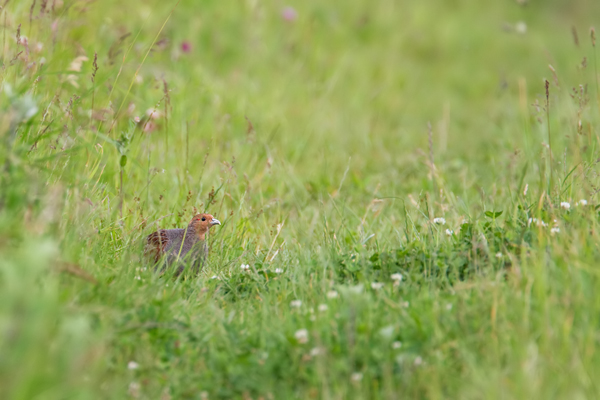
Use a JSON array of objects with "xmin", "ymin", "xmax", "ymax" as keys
[{"xmin": 189, "ymin": 213, "xmax": 221, "ymax": 238}]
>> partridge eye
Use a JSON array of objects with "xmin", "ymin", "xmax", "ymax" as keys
[{"xmin": 201, "ymin": 217, "xmax": 206, "ymax": 221}]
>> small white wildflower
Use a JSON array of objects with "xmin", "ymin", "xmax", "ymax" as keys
[
  {"xmin": 433, "ymin": 217, "xmax": 446, "ymax": 225},
  {"xmin": 371, "ymin": 282, "xmax": 384, "ymax": 290},
  {"xmin": 127, "ymin": 361, "xmax": 139, "ymax": 370},
  {"xmin": 294, "ymin": 329, "xmax": 309, "ymax": 344},
  {"xmin": 445, "ymin": 229, "xmax": 454, "ymax": 236},
  {"xmin": 240, "ymin": 264, "xmax": 250, "ymax": 271},
  {"xmin": 290, "ymin": 300, "xmax": 302, "ymax": 308},
  {"xmin": 349, "ymin": 284, "xmax": 364, "ymax": 294},
  {"xmin": 351, "ymin": 372, "xmax": 363, "ymax": 382},
  {"xmin": 133, "ymin": 116, "xmax": 141, "ymax": 123},
  {"xmin": 327, "ymin": 290, "xmax": 338, "ymax": 299},
  {"xmin": 414, "ymin": 356, "xmax": 423, "ymax": 366},
  {"xmin": 310, "ymin": 347, "xmax": 322, "ymax": 356},
  {"xmin": 134, "ymin": 276, "xmax": 141, "ymax": 280},
  {"xmin": 210, "ymin": 275, "xmax": 218, "ymax": 280},
  {"xmin": 390, "ymin": 273, "xmax": 403, "ymax": 282},
  {"xmin": 128, "ymin": 382, "xmax": 141, "ymax": 397},
  {"xmin": 551, "ymin": 227, "xmax": 560, "ymax": 235},
  {"xmin": 528, "ymin": 218, "xmax": 548, "ymax": 227},
  {"xmin": 495, "ymin": 252, "xmax": 503, "ymax": 259},
  {"xmin": 515, "ymin": 21, "xmax": 527, "ymax": 34},
  {"xmin": 578, "ymin": 199, "xmax": 588, "ymax": 206},
  {"xmin": 392, "ymin": 341, "xmax": 402, "ymax": 349},
  {"xmin": 560, "ymin": 202, "xmax": 571, "ymax": 210},
  {"xmin": 318, "ymin": 304, "xmax": 328, "ymax": 312},
  {"xmin": 446, "ymin": 303, "xmax": 453, "ymax": 311},
  {"xmin": 379, "ymin": 325, "xmax": 394, "ymax": 338},
  {"xmin": 274, "ymin": 268, "xmax": 284, "ymax": 273}
]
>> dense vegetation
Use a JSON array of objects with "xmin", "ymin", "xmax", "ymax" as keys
[{"xmin": 1, "ymin": 0, "xmax": 600, "ymax": 398}]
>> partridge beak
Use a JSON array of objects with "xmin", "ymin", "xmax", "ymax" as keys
[{"xmin": 211, "ymin": 218, "xmax": 221, "ymax": 226}]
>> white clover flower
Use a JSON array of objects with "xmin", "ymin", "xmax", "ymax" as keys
[
  {"xmin": 294, "ymin": 329, "xmax": 309, "ymax": 343},
  {"xmin": 349, "ymin": 284, "xmax": 364, "ymax": 294},
  {"xmin": 127, "ymin": 361, "xmax": 139, "ymax": 370},
  {"xmin": 560, "ymin": 202, "xmax": 571, "ymax": 210},
  {"xmin": 371, "ymin": 282, "xmax": 384, "ymax": 290},
  {"xmin": 240, "ymin": 264, "xmax": 250, "ymax": 271},
  {"xmin": 379, "ymin": 325, "xmax": 394, "ymax": 338},
  {"xmin": 495, "ymin": 252, "xmax": 503, "ymax": 259},
  {"xmin": 551, "ymin": 227, "xmax": 560, "ymax": 235},
  {"xmin": 318, "ymin": 304, "xmax": 328, "ymax": 312},
  {"xmin": 351, "ymin": 372, "xmax": 363, "ymax": 382},
  {"xmin": 310, "ymin": 347, "xmax": 322, "ymax": 356},
  {"xmin": 290, "ymin": 300, "xmax": 302, "ymax": 308},
  {"xmin": 128, "ymin": 382, "xmax": 141, "ymax": 397},
  {"xmin": 327, "ymin": 290, "xmax": 338, "ymax": 299},
  {"xmin": 390, "ymin": 273, "xmax": 403, "ymax": 282},
  {"xmin": 578, "ymin": 199, "xmax": 588, "ymax": 206},
  {"xmin": 515, "ymin": 21, "xmax": 527, "ymax": 34},
  {"xmin": 446, "ymin": 303, "xmax": 453, "ymax": 311},
  {"xmin": 433, "ymin": 217, "xmax": 446, "ymax": 225},
  {"xmin": 414, "ymin": 356, "xmax": 424, "ymax": 366},
  {"xmin": 274, "ymin": 268, "xmax": 284, "ymax": 273},
  {"xmin": 445, "ymin": 229, "xmax": 454, "ymax": 236},
  {"xmin": 392, "ymin": 341, "xmax": 402, "ymax": 349},
  {"xmin": 528, "ymin": 218, "xmax": 548, "ymax": 227}
]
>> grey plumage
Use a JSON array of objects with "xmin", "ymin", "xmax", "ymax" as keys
[{"xmin": 159, "ymin": 227, "xmax": 207, "ymax": 273}]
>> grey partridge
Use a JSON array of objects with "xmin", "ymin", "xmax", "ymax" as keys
[{"xmin": 145, "ymin": 213, "xmax": 221, "ymax": 274}]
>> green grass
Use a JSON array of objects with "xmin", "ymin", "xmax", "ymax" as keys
[{"xmin": 1, "ymin": 0, "xmax": 600, "ymax": 398}]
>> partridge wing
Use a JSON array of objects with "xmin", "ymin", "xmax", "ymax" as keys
[{"xmin": 145, "ymin": 230, "xmax": 170, "ymax": 263}]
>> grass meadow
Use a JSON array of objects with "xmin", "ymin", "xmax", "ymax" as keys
[{"xmin": 2, "ymin": 0, "xmax": 600, "ymax": 398}]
